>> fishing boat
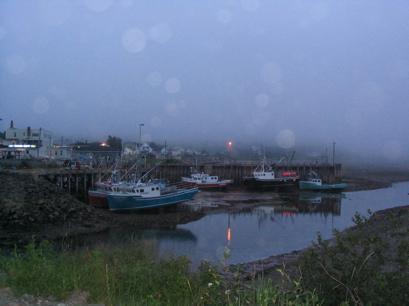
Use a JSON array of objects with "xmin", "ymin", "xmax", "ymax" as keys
[
  {"xmin": 107, "ymin": 182, "xmax": 199, "ymax": 211},
  {"xmin": 88, "ymin": 164, "xmax": 124, "ymax": 208},
  {"xmin": 243, "ymin": 156, "xmax": 299, "ymax": 191},
  {"xmin": 88, "ymin": 159, "xmax": 150, "ymax": 208},
  {"xmin": 107, "ymin": 166, "xmax": 199, "ymax": 211},
  {"xmin": 299, "ymin": 172, "xmax": 347, "ymax": 191},
  {"xmin": 182, "ymin": 167, "xmax": 233, "ymax": 190}
]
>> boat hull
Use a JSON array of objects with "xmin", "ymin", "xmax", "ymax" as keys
[
  {"xmin": 107, "ymin": 187, "xmax": 199, "ymax": 211},
  {"xmin": 243, "ymin": 177, "xmax": 299, "ymax": 191},
  {"xmin": 182, "ymin": 180, "xmax": 232, "ymax": 190},
  {"xmin": 299, "ymin": 181, "xmax": 346, "ymax": 191},
  {"xmin": 88, "ymin": 189, "xmax": 109, "ymax": 208}
]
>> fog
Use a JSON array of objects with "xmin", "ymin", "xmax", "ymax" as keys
[{"xmin": 1, "ymin": 1, "xmax": 408, "ymax": 164}]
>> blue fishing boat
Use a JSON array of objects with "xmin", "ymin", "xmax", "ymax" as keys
[
  {"xmin": 299, "ymin": 172, "xmax": 347, "ymax": 191},
  {"xmin": 107, "ymin": 182, "xmax": 199, "ymax": 211}
]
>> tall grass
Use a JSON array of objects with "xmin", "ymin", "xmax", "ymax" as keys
[
  {"xmin": 2, "ymin": 209, "xmax": 406, "ymax": 305},
  {"xmin": 0, "ymin": 239, "xmax": 320, "ymax": 305}
]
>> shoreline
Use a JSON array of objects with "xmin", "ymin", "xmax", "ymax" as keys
[
  {"xmin": 0, "ymin": 171, "xmax": 408, "ymax": 304},
  {"xmin": 1, "ymin": 170, "xmax": 408, "ymax": 248}
]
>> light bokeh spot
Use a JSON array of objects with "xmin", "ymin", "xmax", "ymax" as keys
[
  {"xmin": 150, "ymin": 23, "xmax": 172, "ymax": 43},
  {"xmin": 38, "ymin": 0, "xmax": 71, "ymax": 26},
  {"xmin": 32, "ymin": 97, "xmax": 50, "ymax": 114},
  {"xmin": 276, "ymin": 130, "xmax": 295, "ymax": 149},
  {"xmin": 121, "ymin": 28, "xmax": 146, "ymax": 53},
  {"xmin": 165, "ymin": 78, "xmax": 181, "ymax": 94},
  {"xmin": 6, "ymin": 55, "xmax": 25, "ymax": 74},
  {"xmin": 255, "ymin": 93, "xmax": 269, "ymax": 107},
  {"xmin": 166, "ymin": 102, "xmax": 179, "ymax": 116},
  {"xmin": 310, "ymin": 3, "xmax": 328, "ymax": 21},
  {"xmin": 241, "ymin": 0, "xmax": 260, "ymax": 12},
  {"xmin": 148, "ymin": 72, "xmax": 162, "ymax": 86},
  {"xmin": 151, "ymin": 116, "xmax": 161, "ymax": 127},
  {"xmin": 217, "ymin": 10, "xmax": 232, "ymax": 23},
  {"xmin": 261, "ymin": 62, "xmax": 282, "ymax": 84},
  {"xmin": 85, "ymin": 0, "xmax": 112, "ymax": 12}
]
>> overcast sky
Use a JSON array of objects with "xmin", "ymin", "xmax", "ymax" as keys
[{"xmin": 1, "ymin": 0, "xmax": 408, "ymax": 162}]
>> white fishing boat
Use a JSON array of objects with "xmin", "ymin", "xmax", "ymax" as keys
[
  {"xmin": 182, "ymin": 167, "xmax": 233, "ymax": 190},
  {"xmin": 243, "ymin": 156, "xmax": 299, "ymax": 191}
]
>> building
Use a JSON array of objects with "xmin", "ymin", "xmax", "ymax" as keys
[{"xmin": 1, "ymin": 120, "xmax": 53, "ymax": 159}]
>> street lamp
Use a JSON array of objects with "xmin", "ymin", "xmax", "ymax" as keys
[
  {"xmin": 228, "ymin": 141, "xmax": 232, "ymax": 164},
  {"xmin": 139, "ymin": 123, "xmax": 144, "ymax": 147}
]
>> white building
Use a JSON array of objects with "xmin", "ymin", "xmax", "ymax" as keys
[{"xmin": 3, "ymin": 120, "xmax": 53, "ymax": 158}]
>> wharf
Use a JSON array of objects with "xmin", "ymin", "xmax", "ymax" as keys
[{"xmin": 7, "ymin": 162, "xmax": 343, "ymax": 198}]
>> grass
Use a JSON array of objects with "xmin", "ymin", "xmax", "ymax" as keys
[
  {"xmin": 0, "ymin": 239, "xmax": 321, "ymax": 305},
  {"xmin": 1, "ymin": 209, "xmax": 408, "ymax": 305}
]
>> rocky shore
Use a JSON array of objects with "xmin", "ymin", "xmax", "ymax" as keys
[{"xmin": 0, "ymin": 172, "xmax": 205, "ymax": 247}]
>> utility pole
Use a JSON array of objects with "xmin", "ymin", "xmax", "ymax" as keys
[{"xmin": 333, "ymin": 142, "xmax": 336, "ymax": 166}]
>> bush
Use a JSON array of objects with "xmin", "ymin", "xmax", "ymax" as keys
[{"xmin": 297, "ymin": 211, "xmax": 409, "ymax": 305}]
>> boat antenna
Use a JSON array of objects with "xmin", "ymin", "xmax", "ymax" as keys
[{"xmin": 137, "ymin": 162, "xmax": 162, "ymax": 182}]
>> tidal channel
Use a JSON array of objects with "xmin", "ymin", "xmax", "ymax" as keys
[{"xmin": 76, "ymin": 182, "xmax": 409, "ymax": 268}]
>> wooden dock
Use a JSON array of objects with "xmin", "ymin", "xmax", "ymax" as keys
[{"xmin": 32, "ymin": 162, "xmax": 343, "ymax": 197}]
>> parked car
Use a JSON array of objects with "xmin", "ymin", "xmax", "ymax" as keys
[{"xmin": 62, "ymin": 160, "xmax": 91, "ymax": 170}]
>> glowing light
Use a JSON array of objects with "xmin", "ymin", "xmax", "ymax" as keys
[
  {"xmin": 227, "ymin": 228, "xmax": 231, "ymax": 245},
  {"xmin": 9, "ymin": 144, "xmax": 36, "ymax": 148}
]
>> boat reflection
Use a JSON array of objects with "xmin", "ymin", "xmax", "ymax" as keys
[
  {"xmin": 297, "ymin": 192, "xmax": 344, "ymax": 215},
  {"xmin": 179, "ymin": 200, "xmax": 231, "ymax": 212},
  {"xmin": 58, "ymin": 226, "xmax": 198, "ymax": 256},
  {"xmin": 108, "ymin": 226, "xmax": 198, "ymax": 243}
]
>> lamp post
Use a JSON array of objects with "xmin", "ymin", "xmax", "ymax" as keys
[
  {"xmin": 228, "ymin": 141, "xmax": 232, "ymax": 164},
  {"xmin": 139, "ymin": 123, "xmax": 144, "ymax": 150}
]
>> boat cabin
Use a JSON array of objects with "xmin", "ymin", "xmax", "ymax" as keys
[{"xmin": 309, "ymin": 178, "xmax": 322, "ymax": 185}]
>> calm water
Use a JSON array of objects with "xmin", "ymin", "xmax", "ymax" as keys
[{"xmin": 80, "ymin": 182, "xmax": 409, "ymax": 267}]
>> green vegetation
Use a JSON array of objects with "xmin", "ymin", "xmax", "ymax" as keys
[
  {"xmin": 297, "ymin": 210, "xmax": 409, "ymax": 305},
  {"xmin": 1, "ymin": 210, "xmax": 407, "ymax": 305},
  {"xmin": 0, "ymin": 240, "xmax": 320, "ymax": 305}
]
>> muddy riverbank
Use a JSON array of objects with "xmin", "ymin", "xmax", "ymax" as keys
[{"xmin": 1, "ymin": 167, "xmax": 408, "ymax": 247}]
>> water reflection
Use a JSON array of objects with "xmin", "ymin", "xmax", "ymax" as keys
[{"xmin": 68, "ymin": 182, "xmax": 409, "ymax": 268}]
